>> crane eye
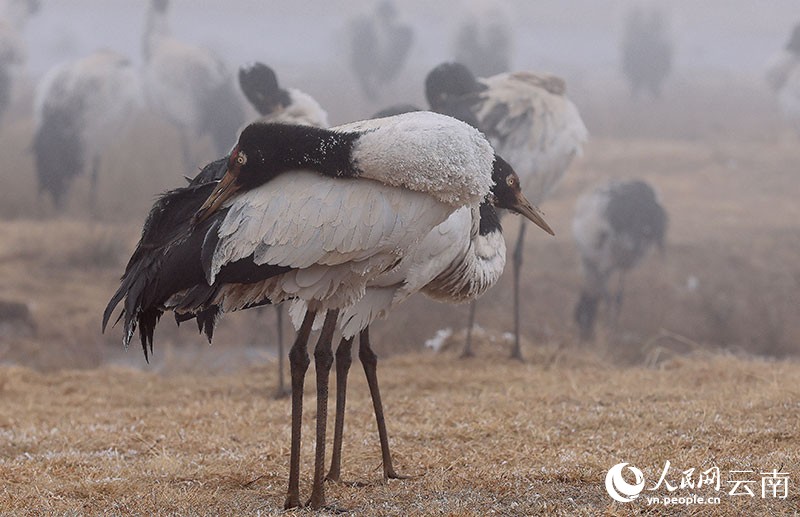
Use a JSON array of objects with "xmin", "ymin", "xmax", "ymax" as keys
[{"xmin": 236, "ymin": 151, "xmax": 247, "ymax": 166}]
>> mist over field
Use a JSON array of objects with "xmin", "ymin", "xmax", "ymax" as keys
[{"xmin": 1, "ymin": 1, "xmax": 799, "ymax": 514}]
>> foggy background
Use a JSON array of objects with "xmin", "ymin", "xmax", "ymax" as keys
[{"xmin": 2, "ymin": 0, "xmax": 799, "ymax": 371}]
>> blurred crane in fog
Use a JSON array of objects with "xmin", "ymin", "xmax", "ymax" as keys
[
  {"xmin": 235, "ymin": 61, "xmax": 329, "ymax": 397},
  {"xmin": 348, "ymin": 0, "xmax": 413, "ymax": 101},
  {"xmin": 0, "ymin": 0, "xmax": 38, "ymax": 124},
  {"xmin": 238, "ymin": 62, "xmax": 328, "ymax": 129},
  {"xmin": 572, "ymin": 179, "xmax": 667, "ymax": 341},
  {"xmin": 33, "ymin": 50, "xmax": 143, "ymax": 210},
  {"xmin": 141, "ymin": 0, "xmax": 244, "ymax": 171},
  {"xmin": 425, "ymin": 62, "xmax": 587, "ymax": 360},
  {"xmin": 620, "ymin": 6, "xmax": 673, "ymax": 100},
  {"xmin": 766, "ymin": 23, "xmax": 800, "ymax": 133},
  {"xmin": 452, "ymin": 2, "xmax": 513, "ymax": 78}
]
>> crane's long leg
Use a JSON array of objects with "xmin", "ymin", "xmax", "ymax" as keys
[
  {"xmin": 510, "ymin": 221, "xmax": 528, "ymax": 361},
  {"xmin": 308, "ymin": 310, "xmax": 339, "ymax": 509},
  {"xmin": 274, "ymin": 305, "xmax": 289, "ymax": 399},
  {"xmin": 610, "ymin": 272, "xmax": 627, "ymax": 333},
  {"xmin": 461, "ymin": 301, "xmax": 477, "ymax": 358},
  {"xmin": 89, "ymin": 156, "xmax": 100, "ymax": 214},
  {"xmin": 360, "ymin": 327, "xmax": 407, "ymax": 481},
  {"xmin": 325, "ymin": 336, "xmax": 354, "ymax": 482},
  {"xmin": 283, "ymin": 309, "xmax": 316, "ymax": 510}
]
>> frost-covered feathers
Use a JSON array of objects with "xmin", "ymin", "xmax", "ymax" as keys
[
  {"xmin": 32, "ymin": 50, "xmax": 143, "ymax": 208},
  {"xmin": 338, "ymin": 111, "xmax": 495, "ymax": 207}
]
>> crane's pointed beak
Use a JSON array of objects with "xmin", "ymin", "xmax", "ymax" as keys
[
  {"xmin": 192, "ymin": 168, "xmax": 241, "ymax": 225},
  {"xmin": 510, "ymin": 192, "xmax": 555, "ymax": 236}
]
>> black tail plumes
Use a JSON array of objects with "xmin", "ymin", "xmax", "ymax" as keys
[
  {"xmin": 103, "ymin": 156, "xmax": 291, "ymax": 361},
  {"xmin": 103, "ymin": 157, "xmax": 227, "ymax": 359}
]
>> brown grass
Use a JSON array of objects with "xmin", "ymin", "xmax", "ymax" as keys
[{"xmin": 1, "ymin": 348, "xmax": 799, "ymax": 515}]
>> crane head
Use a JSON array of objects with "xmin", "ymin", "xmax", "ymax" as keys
[{"xmin": 489, "ymin": 156, "xmax": 554, "ymax": 236}]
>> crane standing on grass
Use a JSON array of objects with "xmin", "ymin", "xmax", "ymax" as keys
[
  {"xmin": 32, "ymin": 50, "xmax": 143, "ymax": 210},
  {"xmin": 104, "ymin": 111, "xmax": 551, "ymax": 509},
  {"xmin": 572, "ymin": 179, "xmax": 667, "ymax": 341},
  {"xmin": 424, "ymin": 62, "xmax": 588, "ymax": 359}
]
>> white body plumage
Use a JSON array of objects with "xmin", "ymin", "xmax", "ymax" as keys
[
  {"xmin": 340, "ymin": 111, "xmax": 495, "ymax": 207},
  {"xmin": 474, "ymin": 71, "xmax": 588, "ymax": 204}
]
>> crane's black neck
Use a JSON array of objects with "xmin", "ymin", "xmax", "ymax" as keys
[
  {"xmin": 478, "ymin": 202, "xmax": 502, "ymax": 236},
  {"xmin": 236, "ymin": 123, "xmax": 362, "ymax": 190}
]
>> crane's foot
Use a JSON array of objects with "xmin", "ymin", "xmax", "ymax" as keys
[{"xmin": 384, "ymin": 468, "xmax": 412, "ymax": 482}]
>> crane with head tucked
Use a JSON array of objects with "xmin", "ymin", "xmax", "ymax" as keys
[{"xmin": 104, "ymin": 111, "xmax": 551, "ymax": 509}]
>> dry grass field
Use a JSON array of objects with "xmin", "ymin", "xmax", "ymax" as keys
[{"xmin": 1, "ymin": 70, "xmax": 799, "ymax": 514}]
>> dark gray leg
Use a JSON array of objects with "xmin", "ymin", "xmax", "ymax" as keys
[
  {"xmin": 510, "ymin": 222, "xmax": 527, "ymax": 361},
  {"xmin": 360, "ymin": 327, "xmax": 407, "ymax": 481},
  {"xmin": 308, "ymin": 310, "xmax": 339, "ymax": 509},
  {"xmin": 89, "ymin": 156, "xmax": 100, "ymax": 214},
  {"xmin": 274, "ymin": 305, "xmax": 289, "ymax": 399},
  {"xmin": 325, "ymin": 336, "xmax": 354, "ymax": 482},
  {"xmin": 461, "ymin": 301, "xmax": 477, "ymax": 358},
  {"xmin": 283, "ymin": 310, "xmax": 316, "ymax": 510},
  {"xmin": 610, "ymin": 272, "xmax": 627, "ymax": 331}
]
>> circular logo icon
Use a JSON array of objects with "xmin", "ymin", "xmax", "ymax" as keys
[{"xmin": 605, "ymin": 462, "xmax": 645, "ymax": 503}]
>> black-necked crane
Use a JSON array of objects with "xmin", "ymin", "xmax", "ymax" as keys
[
  {"xmin": 572, "ymin": 179, "xmax": 667, "ymax": 341},
  {"xmin": 239, "ymin": 61, "xmax": 329, "ymax": 128},
  {"xmin": 141, "ymin": 0, "xmax": 244, "ymax": 168},
  {"xmin": 424, "ymin": 61, "xmax": 588, "ymax": 359},
  {"xmin": 620, "ymin": 6, "xmax": 673, "ymax": 100},
  {"xmin": 0, "ymin": 0, "xmax": 38, "ymax": 123},
  {"xmin": 766, "ymin": 23, "xmax": 800, "ymax": 133},
  {"xmin": 348, "ymin": 0, "xmax": 414, "ymax": 101},
  {"xmin": 104, "ymin": 111, "xmax": 551, "ymax": 509},
  {"xmin": 237, "ymin": 60, "xmax": 330, "ymax": 397},
  {"xmin": 32, "ymin": 49, "xmax": 143, "ymax": 210}
]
